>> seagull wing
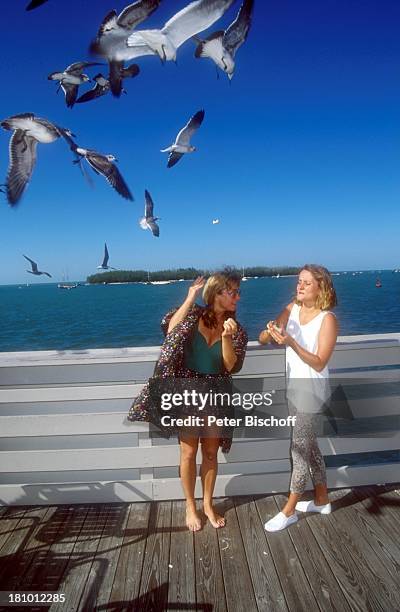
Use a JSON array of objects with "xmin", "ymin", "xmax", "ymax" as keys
[
  {"xmin": 163, "ymin": 0, "xmax": 235, "ymax": 50},
  {"xmin": 7, "ymin": 131, "xmax": 38, "ymax": 206},
  {"xmin": 103, "ymin": 243, "xmax": 109, "ymax": 267},
  {"xmin": 86, "ymin": 152, "xmax": 134, "ymax": 201},
  {"xmin": 61, "ymin": 83, "xmax": 79, "ymax": 108},
  {"xmin": 175, "ymin": 110, "xmax": 205, "ymax": 146},
  {"xmin": 43, "ymin": 271, "xmax": 52, "ymax": 278},
  {"xmin": 147, "ymin": 219, "xmax": 160, "ymax": 237},
  {"xmin": 23, "ymin": 255, "xmax": 38, "ymax": 272},
  {"xmin": 167, "ymin": 152, "xmax": 184, "ymax": 168},
  {"xmin": 26, "ymin": 0, "xmax": 48, "ymax": 10},
  {"xmin": 76, "ymin": 82, "xmax": 108, "ymax": 103},
  {"xmin": 144, "ymin": 189, "xmax": 155, "ymax": 218},
  {"xmin": 118, "ymin": 0, "xmax": 162, "ymax": 30},
  {"xmin": 65, "ymin": 61, "xmax": 101, "ymax": 75},
  {"xmin": 223, "ymin": 0, "xmax": 254, "ymax": 57}
]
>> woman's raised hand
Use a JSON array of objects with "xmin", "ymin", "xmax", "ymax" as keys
[
  {"xmin": 187, "ymin": 276, "xmax": 206, "ymax": 302},
  {"xmin": 222, "ymin": 318, "xmax": 238, "ymax": 337}
]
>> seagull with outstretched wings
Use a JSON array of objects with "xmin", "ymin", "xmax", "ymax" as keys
[
  {"xmin": 90, "ymin": 0, "xmax": 161, "ymax": 96},
  {"xmin": 97, "ymin": 243, "xmax": 116, "ymax": 270},
  {"xmin": 139, "ymin": 189, "xmax": 160, "ymax": 236},
  {"xmin": 23, "ymin": 255, "xmax": 52, "ymax": 277},
  {"xmin": 1, "ymin": 113, "xmax": 74, "ymax": 205},
  {"xmin": 161, "ymin": 109, "xmax": 205, "ymax": 168},
  {"xmin": 127, "ymin": 0, "xmax": 235, "ymax": 62},
  {"xmin": 48, "ymin": 61, "xmax": 103, "ymax": 108},
  {"xmin": 69, "ymin": 144, "xmax": 134, "ymax": 201},
  {"xmin": 194, "ymin": 0, "xmax": 254, "ymax": 79}
]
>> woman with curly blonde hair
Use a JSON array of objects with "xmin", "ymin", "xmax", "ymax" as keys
[{"xmin": 259, "ymin": 264, "xmax": 338, "ymax": 532}]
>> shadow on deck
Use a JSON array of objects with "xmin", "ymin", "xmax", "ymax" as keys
[{"xmin": 0, "ymin": 485, "xmax": 400, "ymax": 611}]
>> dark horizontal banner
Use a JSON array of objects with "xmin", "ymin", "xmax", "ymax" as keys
[{"xmin": 145, "ymin": 375, "xmax": 400, "ymax": 440}]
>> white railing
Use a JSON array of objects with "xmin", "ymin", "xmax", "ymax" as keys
[{"xmin": 0, "ymin": 333, "xmax": 399, "ymax": 506}]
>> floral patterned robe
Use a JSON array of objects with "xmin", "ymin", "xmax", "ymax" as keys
[{"xmin": 127, "ymin": 304, "xmax": 248, "ymax": 453}]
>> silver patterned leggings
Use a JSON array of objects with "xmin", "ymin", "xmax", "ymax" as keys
[{"xmin": 290, "ymin": 412, "xmax": 327, "ymax": 494}]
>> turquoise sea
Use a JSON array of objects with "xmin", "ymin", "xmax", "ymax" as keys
[{"xmin": 1, "ymin": 270, "xmax": 399, "ymax": 352}]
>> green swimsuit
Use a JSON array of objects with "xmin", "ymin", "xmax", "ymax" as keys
[{"xmin": 184, "ymin": 329, "xmax": 223, "ymax": 374}]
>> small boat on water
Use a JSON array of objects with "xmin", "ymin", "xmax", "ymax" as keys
[
  {"xmin": 375, "ymin": 278, "xmax": 382, "ymax": 288},
  {"xmin": 151, "ymin": 280, "xmax": 173, "ymax": 285},
  {"xmin": 58, "ymin": 283, "xmax": 79, "ymax": 290}
]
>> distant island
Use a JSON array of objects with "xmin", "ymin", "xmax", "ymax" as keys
[{"xmin": 86, "ymin": 266, "xmax": 300, "ymax": 284}]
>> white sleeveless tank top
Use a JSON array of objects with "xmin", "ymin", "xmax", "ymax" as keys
[
  {"xmin": 285, "ymin": 303, "xmax": 330, "ymax": 380},
  {"xmin": 285, "ymin": 304, "xmax": 333, "ymax": 413}
]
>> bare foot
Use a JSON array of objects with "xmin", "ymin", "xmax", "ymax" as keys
[
  {"xmin": 186, "ymin": 507, "xmax": 202, "ymax": 532},
  {"xmin": 204, "ymin": 506, "xmax": 225, "ymax": 528}
]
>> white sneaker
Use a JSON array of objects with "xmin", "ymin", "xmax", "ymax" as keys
[
  {"xmin": 295, "ymin": 500, "xmax": 332, "ymax": 514},
  {"xmin": 264, "ymin": 511, "xmax": 298, "ymax": 532}
]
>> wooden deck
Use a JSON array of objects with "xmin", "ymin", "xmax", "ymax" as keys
[{"xmin": 1, "ymin": 485, "xmax": 400, "ymax": 611}]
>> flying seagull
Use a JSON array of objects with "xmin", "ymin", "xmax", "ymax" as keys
[
  {"xmin": 76, "ymin": 64, "xmax": 140, "ymax": 104},
  {"xmin": 26, "ymin": 0, "xmax": 49, "ymax": 9},
  {"xmin": 97, "ymin": 243, "xmax": 115, "ymax": 270},
  {"xmin": 212, "ymin": 218, "xmax": 220, "ymax": 224},
  {"xmin": 23, "ymin": 255, "xmax": 52, "ymax": 277},
  {"xmin": 194, "ymin": 0, "xmax": 254, "ymax": 79},
  {"xmin": 139, "ymin": 189, "xmax": 160, "ymax": 236},
  {"xmin": 161, "ymin": 109, "xmax": 205, "ymax": 168},
  {"xmin": 48, "ymin": 62, "xmax": 103, "ymax": 108},
  {"xmin": 127, "ymin": 0, "xmax": 236, "ymax": 63},
  {"xmin": 90, "ymin": 0, "xmax": 161, "ymax": 96},
  {"xmin": 69, "ymin": 143, "xmax": 134, "ymax": 201},
  {"xmin": 1, "ymin": 113, "xmax": 74, "ymax": 206}
]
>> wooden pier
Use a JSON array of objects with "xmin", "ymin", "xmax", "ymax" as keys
[{"xmin": 0, "ymin": 485, "xmax": 399, "ymax": 611}]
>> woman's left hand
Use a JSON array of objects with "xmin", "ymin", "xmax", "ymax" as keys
[{"xmin": 222, "ymin": 318, "xmax": 237, "ymax": 337}]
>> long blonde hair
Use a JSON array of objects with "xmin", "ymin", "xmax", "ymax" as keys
[
  {"xmin": 297, "ymin": 264, "xmax": 338, "ymax": 310},
  {"xmin": 202, "ymin": 268, "xmax": 241, "ymax": 328}
]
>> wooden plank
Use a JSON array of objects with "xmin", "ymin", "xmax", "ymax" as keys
[
  {"xmin": 137, "ymin": 501, "xmax": 171, "ymax": 611},
  {"xmin": 108, "ymin": 502, "xmax": 150, "ymax": 606},
  {"xmin": 255, "ymin": 496, "xmax": 318, "ymax": 612},
  {"xmin": 0, "ymin": 413, "xmax": 149, "ymax": 437},
  {"xmin": 0, "ymin": 479, "xmax": 154, "ymax": 506},
  {"xmin": 0, "ymin": 506, "xmax": 56, "ymax": 593},
  {"xmin": 0, "ymin": 383, "xmax": 142, "ymax": 403},
  {"xmin": 0, "ymin": 398, "xmax": 134, "ymax": 417},
  {"xmin": 0, "ymin": 362, "xmax": 156, "ymax": 387},
  {"xmin": 365, "ymin": 485, "xmax": 400, "ymax": 523},
  {"xmin": 0, "ymin": 507, "xmax": 30, "ymax": 553},
  {"xmin": 273, "ymin": 494, "xmax": 352, "ymax": 612},
  {"xmin": 1, "ymin": 465, "xmax": 399, "ymax": 507},
  {"xmin": 309, "ymin": 489, "xmax": 399, "ymax": 611},
  {"xmin": 34, "ymin": 507, "xmax": 91, "ymax": 609},
  {"xmin": 329, "ymin": 487, "xmax": 400, "ymax": 610},
  {"xmin": 0, "ymin": 506, "xmax": 50, "ymax": 589},
  {"xmin": 195, "ymin": 509, "xmax": 227, "ymax": 612},
  {"xmin": 80, "ymin": 504, "xmax": 130, "ymax": 611},
  {"xmin": 13, "ymin": 505, "xmax": 82, "ymax": 596},
  {"xmin": 338, "ymin": 488, "xmax": 400, "ymax": 585},
  {"xmin": 2, "ymin": 430, "xmax": 399, "ymax": 474},
  {"xmin": 234, "ymin": 496, "xmax": 288, "ymax": 611},
  {"xmin": 50, "ymin": 504, "xmax": 110, "ymax": 612},
  {"xmin": 167, "ymin": 500, "xmax": 196, "ymax": 609},
  {"xmin": 217, "ymin": 498, "xmax": 258, "ymax": 612}
]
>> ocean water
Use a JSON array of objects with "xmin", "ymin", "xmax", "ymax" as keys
[{"xmin": 1, "ymin": 270, "xmax": 399, "ymax": 352}]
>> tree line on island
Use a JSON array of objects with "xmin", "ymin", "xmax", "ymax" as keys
[{"xmin": 86, "ymin": 266, "xmax": 300, "ymax": 284}]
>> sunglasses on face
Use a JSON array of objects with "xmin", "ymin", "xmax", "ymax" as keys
[{"xmin": 223, "ymin": 288, "xmax": 241, "ymax": 297}]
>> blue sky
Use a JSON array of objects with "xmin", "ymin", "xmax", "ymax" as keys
[{"xmin": 0, "ymin": 0, "xmax": 399, "ymax": 284}]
